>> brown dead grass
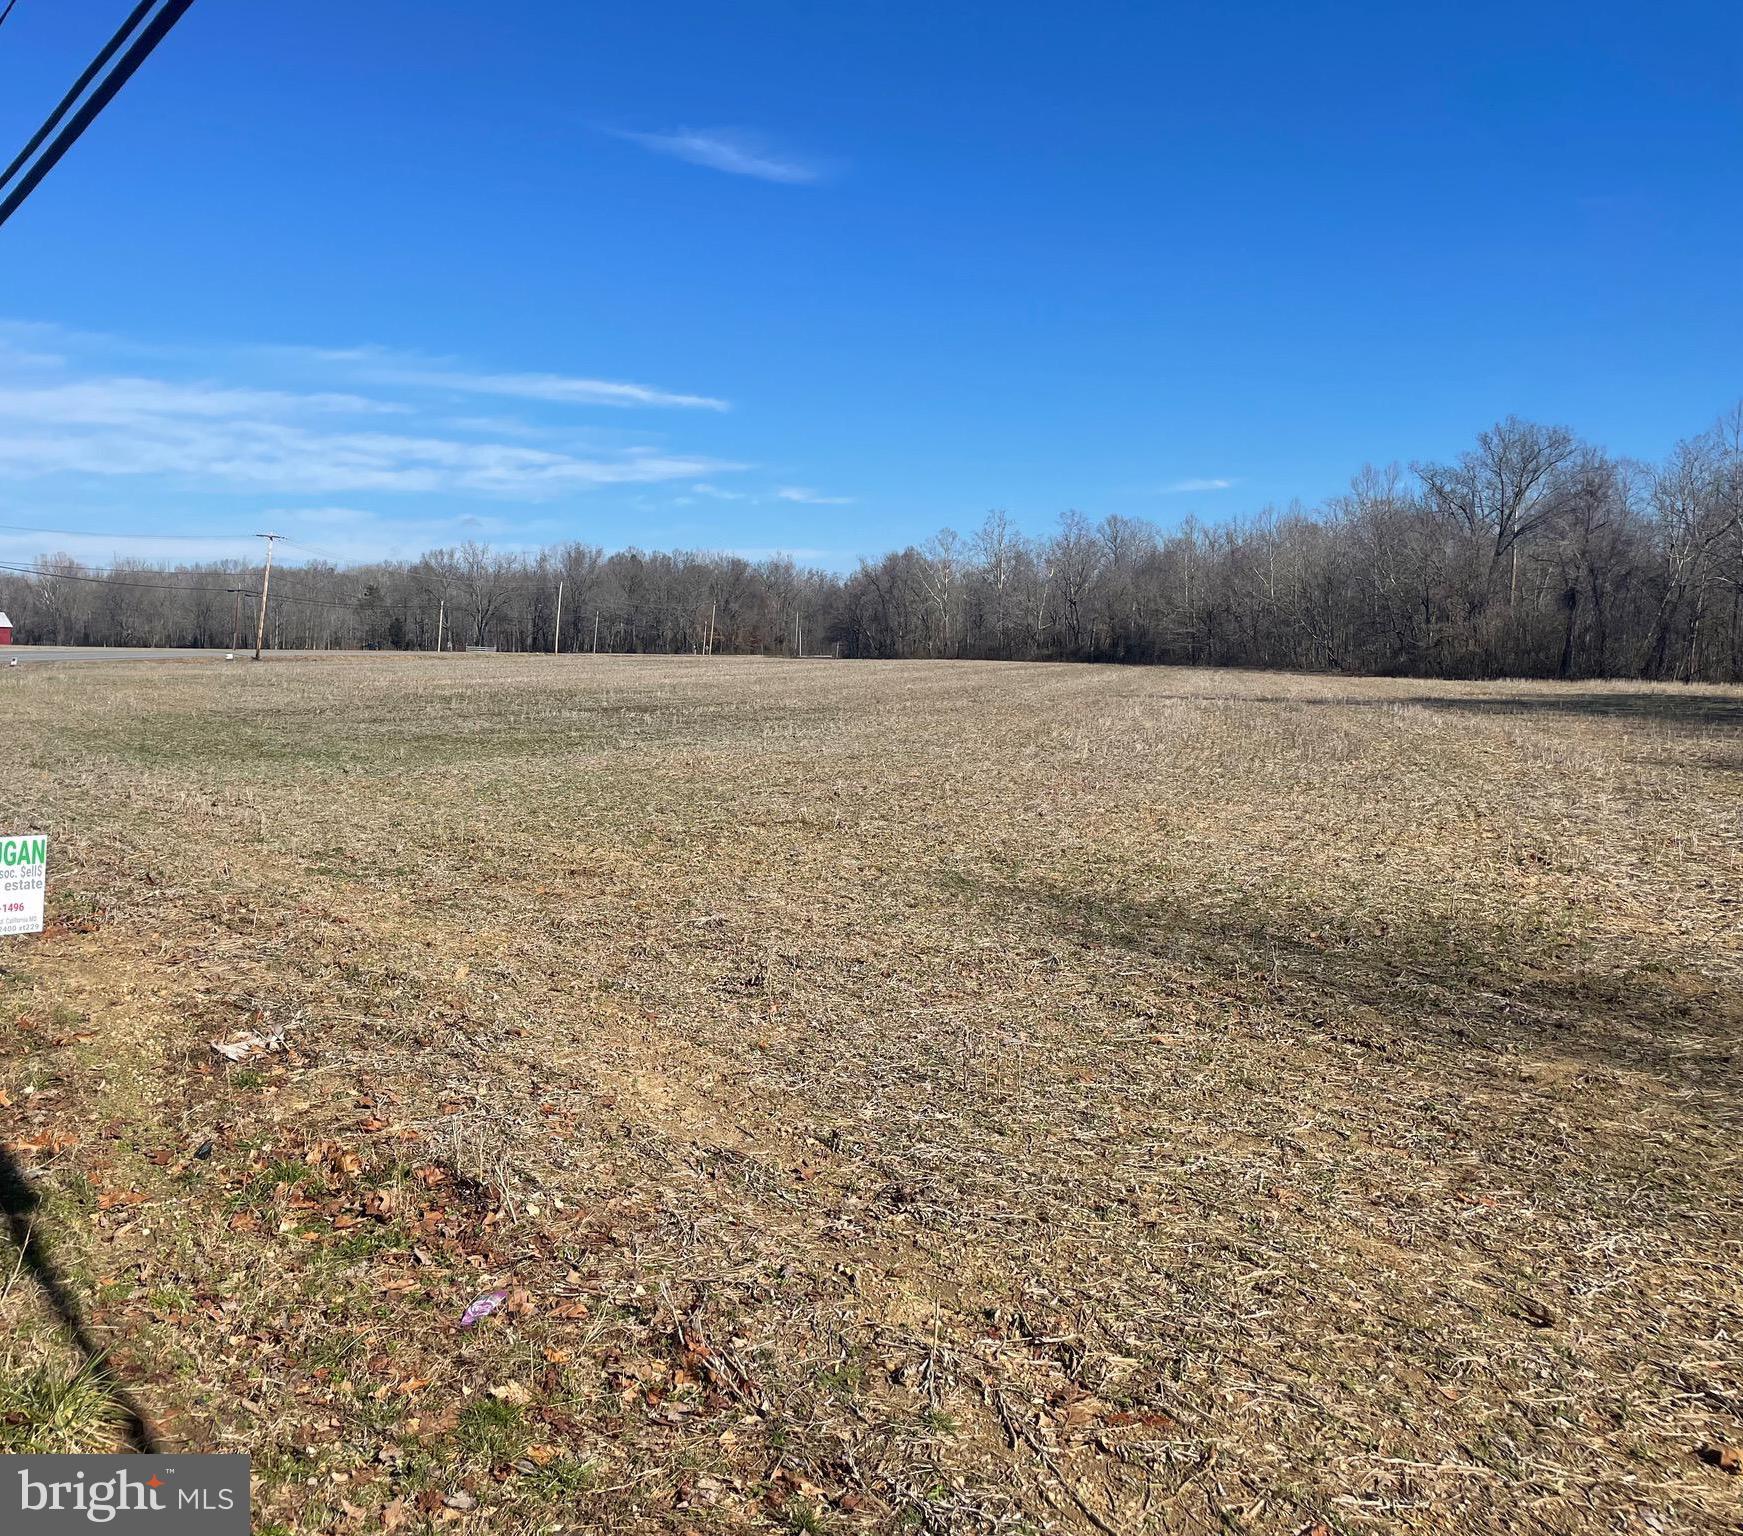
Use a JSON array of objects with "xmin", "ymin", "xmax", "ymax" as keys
[{"xmin": 1, "ymin": 655, "xmax": 1740, "ymax": 1534}]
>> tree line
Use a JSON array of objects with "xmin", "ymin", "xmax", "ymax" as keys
[{"xmin": 3, "ymin": 409, "xmax": 1740, "ymax": 680}]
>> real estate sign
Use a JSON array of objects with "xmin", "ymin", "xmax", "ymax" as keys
[{"xmin": 0, "ymin": 834, "xmax": 46, "ymax": 937}]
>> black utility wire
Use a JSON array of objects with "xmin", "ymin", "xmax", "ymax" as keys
[
  {"xmin": 0, "ymin": 550, "xmax": 370, "ymax": 605},
  {"xmin": 0, "ymin": 1, "xmax": 22, "ymax": 35},
  {"xmin": 0, "ymin": 519, "xmax": 256, "ymax": 543},
  {"xmin": 0, "ymin": 0, "xmax": 196, "ymax": 231},
  {"xmin": 0, "ymin": 0, "xmax": 157, "ymax": 195},
  {"xmin": 0, "ymin": 553, "xmax": 323, "ymax": 591},
  {"xmin": 0, "ymin": 560, "xmax": 363, "ymax": 611}
]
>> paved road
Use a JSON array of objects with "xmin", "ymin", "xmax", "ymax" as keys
[{"xmin": 2, "ymin": 646, "xmax": 315, "ymax": 665}]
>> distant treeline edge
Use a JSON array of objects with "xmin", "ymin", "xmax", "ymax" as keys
[{"xmin": 3, "ymin": 411, "xmax": 1740, "ymax": 681}]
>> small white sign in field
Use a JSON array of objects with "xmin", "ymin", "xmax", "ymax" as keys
[{"xmin": 0, "ymin": 834, "xmax": 47, "ymax": 937}]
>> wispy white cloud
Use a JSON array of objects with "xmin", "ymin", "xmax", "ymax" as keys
[
  {"xmin": 0, "ymin": 338, "xmax": 66, "ymax": 370},
  {"xmin": 690, "ymin": 482, "xmax": 749, "ymax": 501},
  {"xmin": 775, "ymin": 485, "xmax": 854, "ymax": 505},
  {"xmin": 0, "ymin": 413, "xmax": 737, "ymax": 496},
  {"xmin": 610, "ymin": 128, "xmax": 830, "ymax": 185},
  {"xmin": 0, "ymin": 377, "xmax": 404, "ymax": 426},
  {"xmin": 439, "ymin": 414, "xmax": 561, "ymax": 439},
  {"xmin": 0, "ymin": 345, "xmax": 743, "ymax": 500},
  {"xmin": 369, "ymin": 364, "xmax": 728, "ymax": 412},
  {"xmin": 275, "ymin": 344, "xmax": 728, "ymax": 412},
  {"xmin": 1158, "ymin": 476, "xmax": 1235, "ymax": 494}
]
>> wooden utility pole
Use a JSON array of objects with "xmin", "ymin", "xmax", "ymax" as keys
[
  {"xmin": 252, "ymin": 533, "xmax": 280, "ymax": 661},
  {"xmin": 228, "ymin": 586, "xmax": 245, "ymax": 650},
  {"xmin": 706, "ymin": 600, "xmax": 717, "ymax": 656},
  {"xmin": 435, "ymin": 598, "xmax": 445, "ymax": 654},
  {"xmin": 592, "ymin": 610, "xmax": 600, "ymax": 654},
  {"xmin": 553, "ymin": 580, "xmax": 564, "ymax": 655}
]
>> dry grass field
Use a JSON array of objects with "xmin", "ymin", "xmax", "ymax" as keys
[{"xmin": 1, "ymin": 654, "xmax": 1740, "ymax": 1535}]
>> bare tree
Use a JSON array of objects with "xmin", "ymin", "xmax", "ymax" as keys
[{"xmin": 5, "ymin": 405, "xmax": 1740, "ymax": 681}]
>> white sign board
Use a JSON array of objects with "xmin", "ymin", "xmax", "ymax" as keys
[{"xmin": 0, "ymin": 834, "xmax": 46, "ymax": 937}]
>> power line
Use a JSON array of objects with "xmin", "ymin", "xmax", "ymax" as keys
[
  {"xmin": 0, "ymin": 559, "xmax": 361, "ymax": 611},
  {"xmin": 0, "ymin": 519, "xmax": 257, "ymax": 543},
  {"xmin": 0, "ymin": 0, "xmax": 197, "ymax": 233},
  {"xmin": 277, "ymin": 535, "xmax": 347, "ymax": 563},
  {"xmin": 0, "ymin": 559, "xmax": 232, "ymax": 593},
  {"xmin": 0, "ymin": 553, "xmax": 289, "ymax": 591},
  {"xmin": 0, "ymin": 546, "xmax": 624, "ymax": 610},
  {"xmin": 0, "ymin": 1, "xmax": 22, "ymax": 35},
  {"xmin": 0, "ymin": 522, "xmax": 376, "ymax": 580},
  {"xmin": 0, "ymin": 545, "xmax": 580, "ymax": 603},
  {"xmin": 0, "ymin": 551, "xmax": 364, "ymax": 604},
  {"xmin": 0, "ymin": 523, "xmax": 367, "ymax": 585},
  {"xmin": 0, "ymin": 0, "xmax": 157, "ymax": 196},
  {"xmin": 0, "ymin": 523, "xmax": 598, "ymax": 599}
]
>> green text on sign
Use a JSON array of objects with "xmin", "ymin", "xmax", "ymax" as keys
[{"xmin": 0, "ymin": 833, "xmax": 47, "ymax": 938}]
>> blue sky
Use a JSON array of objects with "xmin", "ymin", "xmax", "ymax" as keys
[{"xmin": 0, "ymin": 0, "xmax": 1737, "ymax": 571}]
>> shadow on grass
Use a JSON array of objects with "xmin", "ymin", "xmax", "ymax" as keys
[
  {"xmin": 1399, "ymin": 690, "xmax": 1743, "ymax": 732},
  {"xmin": 1124, "ymin": 684, "xmax": 1743, "ymax": 746},
  {"xmin": 0, "ymin": 1145, "xmax": 161, "ymax": 1453},
  {"xmin": 989, "ymin": 878, "xmax": 1741, "ymax": 1100},
  {"xmin": 1149, "ymin": 684, "xmax": 1743, "ymax": 732}
]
